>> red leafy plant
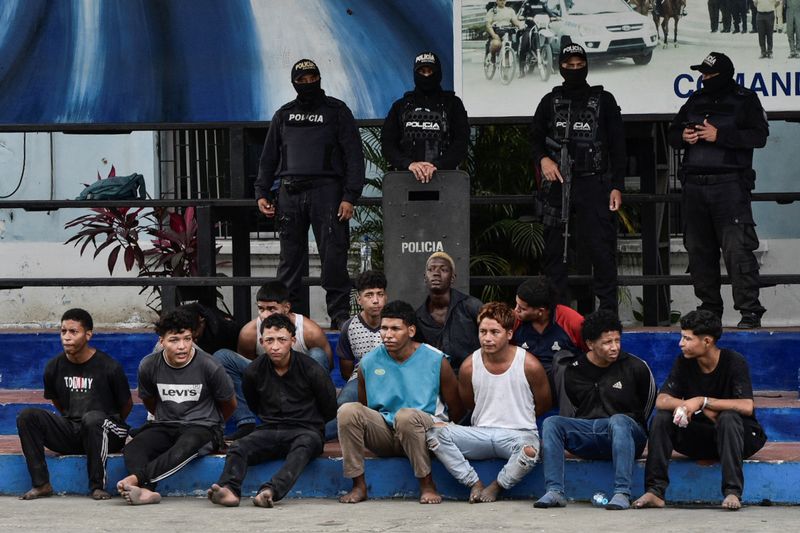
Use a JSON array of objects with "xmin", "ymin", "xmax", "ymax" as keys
[{"xmin": 64, "ymin": 204, "xmax": 206, "ymax": 311}]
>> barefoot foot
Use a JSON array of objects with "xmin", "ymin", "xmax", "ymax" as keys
[
  {"xmin": 253, "ymin": 488, "xmax": 274, "ymax": 508},
  {"xmin": 722, "ymin": 494, "xmax": 741, "ymax": 511},
  {"xmin": 633, "ymin": 492, "xmax": 665, "ymax": 509},
  {"xmin": 208, "ymin": 483, "xmax": 240, "ymax": 507},
  {"xmin": 418, "ymin": 474, "xmax": 442, "ymax": 504},
  {"xmin": 468, "ymin": 481, "xmax": 485, "ymax": 504},
  {"xmin": 20, "ymin": 483, "xmax": 53, "ymax": 500},
  {"xmin": 339, "ymin": 477, "xmax": 368, "ymax": 504},
  {"xmin": 121, "ymin": 485, "xmax": 161, "ymax": 505},
  {"xmin": 480, "ymin": 480, "xmax": 503, "ymax": 503},
  {"xmin": 91, "ymin": 489, "xmax": 112, "ymax": 500},
  {"xmin": 116, "ymin": 475, "xmax": 138, "ymax": 495}
]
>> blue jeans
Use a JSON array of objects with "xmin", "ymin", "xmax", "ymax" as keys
[
  {"xmin": 541, "ymin": 415, "xmax": 647, "ymax": 496},
  {"xmin": 214, "ymin": 348, "xmax": 330, "ymax": 428},
  {"xmin": 324, "ymin": 377, "xmax": 360, "ymax": 440},
  {"xmin": 427, "ymin": 424, "xmax": 539, "ymax": 489}
]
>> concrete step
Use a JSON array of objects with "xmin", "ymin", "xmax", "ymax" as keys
[{"xmin": 0, "ymin": 436, "xmax": 797, "ymax": 503}]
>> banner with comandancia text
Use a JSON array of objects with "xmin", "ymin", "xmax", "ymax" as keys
[{"xmin": 458, "ymin": 0, "xmax": 800, "ymax": 117}]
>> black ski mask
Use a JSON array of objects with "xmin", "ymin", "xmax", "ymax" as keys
[
  {"xmin": 558, "ymin": 43, "xmax": 589, "ymax": 90},
  {"xmin": 413, "ymin": 52, "xmax": 442, "ymax": 94},
  {"xmin": 691, "ymin": 52, "xmax": 735, "ymax": 94},
  {"xmin": 291, "ymin": 58, "xmax": 324, "ymax": 106}
]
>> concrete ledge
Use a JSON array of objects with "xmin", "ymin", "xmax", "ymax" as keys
[{"xmin": 1, "ymin": 447, "xmax": 798, "ymax": 504}]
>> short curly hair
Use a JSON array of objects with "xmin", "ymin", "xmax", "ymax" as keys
[
  {"xmin": 581, "ymin": 309, "xmax": 623, "ymax": 342},
  {"xmin": 477, "ymin": 302, "xmax": 515, "ymax": 331}
]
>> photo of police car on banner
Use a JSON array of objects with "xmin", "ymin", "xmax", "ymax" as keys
[{"xmin": 460, "ymin": 0, "xmax": 799, "ymax": 117}]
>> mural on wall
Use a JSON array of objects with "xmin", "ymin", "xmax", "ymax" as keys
[{"xmin": 0, "ymin": 0, "xmax": 454, "ymax": 125}]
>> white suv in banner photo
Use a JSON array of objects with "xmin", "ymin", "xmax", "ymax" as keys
[{"xmin": 545, "ymin": 0, "xmax": 658, "ymax": 65}]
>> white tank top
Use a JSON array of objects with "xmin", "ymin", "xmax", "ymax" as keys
[
  {"xmin": 256, "ymin": 314, "xmax": 308, "ymax": 355},
  {"xmin": 471, "ymin": 346, "xmax": 537, "ymax": 431}
]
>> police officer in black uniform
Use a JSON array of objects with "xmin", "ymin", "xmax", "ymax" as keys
[
  {"xmin": 669, "ymin": 52, "xmax": 768, "ymax": 329},
  {"xmin": 254, "ymin": 59, "xmax": 365, "ymax": 329},
  {"xmin": 531, "ymin": 43, "xmax": 626, "ymax": 313},
  {"xmin": 381, "ymin": 52, "xmax": 469, "ymax": 183}
]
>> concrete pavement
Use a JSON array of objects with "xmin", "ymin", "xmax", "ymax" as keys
[{"xmin": 0, "ymin": 496, "xmax": 796, "ymax": 532}]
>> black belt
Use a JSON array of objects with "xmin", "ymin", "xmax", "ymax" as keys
[
  {"xmin": 684, "ymin": 172, "xmax": 741, "ymax": 185},
  {"xmin": 281, "ymin": 177, "xmax": 339, "ymax": 194}
]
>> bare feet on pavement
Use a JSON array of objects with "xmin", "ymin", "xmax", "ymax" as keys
[
  {"xmin": 633, "ymin": 492, "xmax": 665, "ymax": 509},
  {"xmin": 121, "ymin": 485, "xmax": 162, "ymax": 505},
  {"xmin": 468, "ymin": 481, "xmax": 485, "ymax": 504},
  {"xmin": 480, "ymin": 480, "xmax": 503, "ymax": 503},
  {"xmin": 418, "ymin": 474, "xmax": 442, "ymax": 504},
  {"xmin": 253, "ymin": 488, "xmax": 275, "ymax": 508},
  {"xmin": 20, "ymin": 483, "xmax": 53, "ymax": 500},
  {"xmin": 208, "ymin": 483, "xmax": 240, "ymax": 507},
  {"xmin": 722, "ymin": 494, "xmax": 741, "ymax": 511},
  {"xmin": 91, "ymin": 489, "xmax": 112, "ymax": 500},
  {"xmin": 116, "ymin": 475, "xmax": 138, "ymax": 495},
  {"xmin": 339, "ymin": 476, "xmax": 368, "ymax": 504}
]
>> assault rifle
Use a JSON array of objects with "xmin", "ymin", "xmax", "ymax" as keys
[{"xmin": 558, "ymin": 104, "xmax": 572, "ymax": 263}]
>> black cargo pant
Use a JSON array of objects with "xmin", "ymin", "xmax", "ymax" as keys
[
  {"xmin": 542, "ymin": 174, "xmax": 619, "ymax": 313},
  {"xmin": 644, "ymin": 410, "xmax": 767, "ymax": 499},
  {"xmin": 123, "ymin": 423, "xmax": 219, "ymax": 491},
  {"xmin": 216, "ymin": 426, "xmax": 323, "ymax": 500},
  {"xmin": 277, "ymin": 179, "xmax": 351, "ymax": 324},
  {"xmin": 682, "ymin": 175, "xmax": 765, "ymax": 318},
  {"xmin": 17, "ymin": 408, "xmax": 128, "ymax": 491}
]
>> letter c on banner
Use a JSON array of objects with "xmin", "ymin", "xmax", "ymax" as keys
[{"xmin": 674, "ymin": 73, "xmax": 695, "ymax": 98}]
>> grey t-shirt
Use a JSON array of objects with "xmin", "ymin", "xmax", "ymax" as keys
[{"xmin": 137, "ymin": 347, "xmax": 234, "ymax": 428}]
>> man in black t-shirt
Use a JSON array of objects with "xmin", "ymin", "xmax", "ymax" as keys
[
  {"xmin": 116, "ymin": 308, "xmax": 236, "ymax": 505},
  {"xmin": 17, "ymin": 308, "xmax": 132, "ymax": 500},
  {"xmin": 535, "ymin": 310, "xmax": 656, "ymax": 511},
  {"xmin": 208, "ymin": 313, "xmax": 337, "ymax": 507},
  {"xmin": 634, "ymin": 310, "xmax": 767, "ymax": 511}
]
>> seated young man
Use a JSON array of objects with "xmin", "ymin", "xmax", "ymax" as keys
[
  {"xmin": 17, "ymin": 308, "xmax": 132, "ymax": 500},
  {"xmin": 214, "ymin": 281, "xmax": 333, "ymax": 439},
  {"xmin": 208, "ymin": 313, "xmax": 337, "ymax": 507},
  {"xmin": 512, "ymin": 276, "xmax": 586, "ymax": 403},
  {"xmin": 116, "ymin": 308, "xmax": 236, "ymax": 505},
  {"xmin": 534, "ymin": 310, "xmax": 656, "ymax": 511},
  {"xmin": 337, "ymin": 300, "xmax": 464, "ymax": 504},
  {"xmin": 337, "ymin": 270, "xmax": 387, "ymax": 404},
  {"xmin": 325, "ymin": 270, "xmax": 387, "ymax": 439},
  {"xmin": 634, "ymin": 310, "xmax": 767, "ymax": 511},
  {"xmin": 415, "ymin": 252, "xmax": 483, "ymax": 372},
  {"xmin": 427, "ymin": 302, "xmax": 551, "ymax": 503}
]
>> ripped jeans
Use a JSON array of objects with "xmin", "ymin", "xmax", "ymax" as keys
[{"xmin": 427, "ymin": 424, "xmax": 540, "ymax": 489}]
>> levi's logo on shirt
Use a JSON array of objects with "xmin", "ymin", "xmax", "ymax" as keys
[
  {"xmin": 158, "ymin": 383, "xmax": 202, "ymax": 403},
  {"xmin": 63, "ymin": 376, "xmax": 93, "ymax": 392}
]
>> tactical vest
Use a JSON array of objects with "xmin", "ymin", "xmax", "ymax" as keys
[
  {"xmin": 277, "ymin": 100, "xmax": 343, "ymax": 178},
  {"xmin": 547, "ymin": 86, "xmax": 607, "ymax": 176},
  {"xmin": 682, "ymin": 87, "xmax": 754, "ymax": 172},
  {"xmin": 400, "ymin": 95, "xmax": 450, "ymax": 163}
]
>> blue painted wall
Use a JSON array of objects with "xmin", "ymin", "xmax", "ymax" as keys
[{"xmin": 2, "ymin": 331, "xmax": 794, "ymax": 391}]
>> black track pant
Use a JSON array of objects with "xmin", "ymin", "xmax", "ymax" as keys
[
  {"xmin": 277, "ymin": 180, "xmax": 352, "ymax": 323},
  {"xmin": 542, "ymin": 175, "xmax": 619, "ymax": 313},
  {"xmin": 123, "ymin": 423, "xmax": 218, "ymax": 491},
  {"xmin": 17, "ymin": 408, "xmax": 128, "ymax": 491},
  {"xmin": 216, "ymin": 427, "xmax": 323, "ymax": 501},
  {"xmin": 644, "ymin": 410, "xmax": 766, "ymax": 499}
]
